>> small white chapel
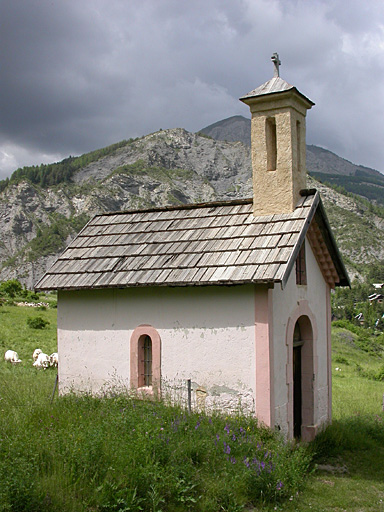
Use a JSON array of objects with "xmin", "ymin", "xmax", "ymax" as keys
[{"xmin": 36, "ymin": 54, "xmax": 349, "ymax": 440}]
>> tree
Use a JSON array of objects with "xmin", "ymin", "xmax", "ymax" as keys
[
  {"xmin": 365, "ymin": 260, "xmax": 384, "ymax": 283},
  {"xmin": 0, "ymin": 279, "xmax": 23, "ymax": 298}
]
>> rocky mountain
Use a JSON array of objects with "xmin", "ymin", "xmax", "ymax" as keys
[
  {"xmin": 200, "ymin": 116, "xmax": 384, "ymax": 206},
  {"xmin": 0, "ymin": 126, "xmax": 383, "ymax": 288}
]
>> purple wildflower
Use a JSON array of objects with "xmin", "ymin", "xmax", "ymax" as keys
[
  {"xmin": 224, "ymin": 424, "xmax": 230, "ymax": 434},
  {"xmin": 195, "ymin": 421, "xmax": 201, "ymax": 430},
  {"xmin": 276, "ymin": 480, "xmax": 284, "ymax": 491},
  {"xmin": 230, "ymin": 456, "xmax": 236, "ymax": 464},
  {"xmin": 223, "ymin": 442, "xmax": 231, "ymax": 454}
]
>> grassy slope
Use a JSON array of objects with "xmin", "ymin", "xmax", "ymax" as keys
[
  {"xmin": 278, "ymin": 327, "xmax": 384, "ymax": 512},
  {"xmin": 0, "ymin": 300, "xmax": 57, "ymax": 362},
  {"xmin": 1, "ymin": 305, "xmax": 384, "ymax": 511}
]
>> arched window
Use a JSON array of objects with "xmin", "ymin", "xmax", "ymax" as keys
[
  {"xmin": 139, "ymin": 335, "xmax": 152, "ymax": 387},
  {"xmin": 130, "ymin": 325, "xmax": 161, "ymax": 395}
]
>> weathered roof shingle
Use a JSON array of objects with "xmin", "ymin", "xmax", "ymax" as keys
[{"xmin": 35, "ymin": 190, "xmax": 349, "ymax": 291}]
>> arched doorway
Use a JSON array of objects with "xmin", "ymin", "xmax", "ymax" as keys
[
  {"xmin": 292, "ymin": 315, "xmax": 314, "ymax": 439},
  {"xmin": 293, "ymin": 322, "xmax": 302, "ymax": 438}
]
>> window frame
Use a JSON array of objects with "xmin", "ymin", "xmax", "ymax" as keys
[
  {"xmin": 130, "ymin": 325, "xmax": 161, "ymax": 395},
  {"xmin": 296, "ymin": 242, "xmax": 307, "ymax": 285}
]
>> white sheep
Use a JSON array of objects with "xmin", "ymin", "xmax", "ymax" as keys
[
  {"xmin": 4, "ymin": 350, "xmax": 22, "ymax": 364},
  {"xmin": 49, "ymin": 352, "xmax": 58, "ymax": 368},
  {"xmin": 32, "ymin": 348, "xmax": 42, "ymax": 362},
  {"xmin": 33, "ymin": 352, "xmax": 50, "ymax": 370}
]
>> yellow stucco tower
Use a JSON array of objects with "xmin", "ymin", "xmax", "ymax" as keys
[{"xmin": 240, "ymin": 53, "xmax": 314, "ymax": 216}]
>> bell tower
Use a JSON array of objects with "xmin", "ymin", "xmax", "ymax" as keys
[{"xmin": 240, "ymin": 54, "xmax": 314, "ymax": 216}]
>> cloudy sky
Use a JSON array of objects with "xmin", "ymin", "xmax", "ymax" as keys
[{"xmin": 1, "ymin": 0, "xmax": 384, "ymax": 180}]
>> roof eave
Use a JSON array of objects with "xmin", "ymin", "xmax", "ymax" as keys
[
  {"xmin": 240, "ymin": 86, "xmax": 315, "ymax": 109},
  {"xmin": 314, "ymin": 198, "xmax": 350, "ymax": 288},
  {"xmin": 280, "ymin": 190, "xmax": 350, "ymax": 289},
  {"xmin": 36, "ymin": 277, "xmax": 282, "ymax": 293}
]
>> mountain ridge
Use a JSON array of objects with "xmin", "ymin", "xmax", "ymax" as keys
[
  {"xmin": 200, "ymin": 116, "xmax": 384, "ymax": 205},
  {"xmin": 0, "ymin": 125, "xmax": 383, "ymax": 288}
]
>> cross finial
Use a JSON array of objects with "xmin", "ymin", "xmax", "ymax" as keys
[{"xmin": 271, "ymin": 52, "xmax": 281, "ymax": 77}]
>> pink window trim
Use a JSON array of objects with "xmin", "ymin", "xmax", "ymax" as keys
[{"xmin": 130, "ymin": 325, "xmax": 161, "ymax": 396}]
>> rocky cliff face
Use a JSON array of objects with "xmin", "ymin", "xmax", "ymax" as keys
[
  {"xmin": 0, "ymin": 128, "xmax": 382, "ymax": 287},
  {"xmin": 73, "ymin": 129, "xmax": 252, "ymax": 198},
  {"xmin": 201, "ymin": 115, "xmax": 384, "ymax": 180}
]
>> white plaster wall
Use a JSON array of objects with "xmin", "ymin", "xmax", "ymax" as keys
[
  {"xmin": 271, "ymin": 239, "xmax": 330, "ymax": 435},
  {"xmin": 58, "ymin": 285, "xmax": 256, "ymax": 413}
]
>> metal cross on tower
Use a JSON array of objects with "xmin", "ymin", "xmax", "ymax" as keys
[{"xmin": 271, "ymin": 53, "xmax": 281, "ymax": 77}]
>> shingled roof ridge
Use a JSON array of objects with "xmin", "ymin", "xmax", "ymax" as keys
[
  {"xmin": 93, "ymin": 190, "xmax": 318, "ymax": 221},
  {"xmin": 93, "ymin": 198, "xmax": 254, "ymax": 219}
]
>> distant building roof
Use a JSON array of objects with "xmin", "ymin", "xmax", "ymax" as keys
[
  {"xmin": 369, "ymin": 293, "xmax": 383, "ymax": 301},
  {"xmin": 35, "ymin": 190, "xmax": 349, "ymax": 292}
]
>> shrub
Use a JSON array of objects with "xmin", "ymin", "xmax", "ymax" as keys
[
  {"xmin": 334, "ymin": 355, "xmax": 349, "ymax": 365},
  {"xmin": 0, "ymin": 279, "xmax": 23, "ymax": 298},
  {"xmin": 27, "ymin": 316, "xmax": 50, "ymax": 329}
]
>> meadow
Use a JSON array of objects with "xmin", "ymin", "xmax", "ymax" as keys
[{"xmin": 0, "ymin": 299, "xmax": 384, "ymax": 511}]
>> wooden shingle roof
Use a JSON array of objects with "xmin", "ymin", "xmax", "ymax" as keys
[{"xmin": 35, "ymin": 190, "xmax": 349, "ymax": 291}]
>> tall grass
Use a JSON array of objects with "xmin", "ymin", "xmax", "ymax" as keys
[
  {"xmin": 2, "ymin": 303, "xmax": 384, "ymax": 511},
  {"xmin": 0, "ymin": 377, "xmax": 311, "ymax": 512}
]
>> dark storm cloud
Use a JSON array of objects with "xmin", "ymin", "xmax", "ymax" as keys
[{"xmin": 1, "ymin": 0, "xmax": 384, "ymax": 179}]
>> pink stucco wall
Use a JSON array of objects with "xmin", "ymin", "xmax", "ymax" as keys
[{"xmin": 57, "ymin": 284, "xmax": 257, "ymax": 413}]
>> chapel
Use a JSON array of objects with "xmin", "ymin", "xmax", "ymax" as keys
[{"xmin": 36, "ymin": 54, "xmax": 349, "ymax": 440}]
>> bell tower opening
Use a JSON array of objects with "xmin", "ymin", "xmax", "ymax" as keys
[
  {"xmin": 240, "ymin": 53, "xmax": 314, "ymax": 216},
  {"xmin": 266, "ymin": 117, "xmax": 277, "ymax": 171}
]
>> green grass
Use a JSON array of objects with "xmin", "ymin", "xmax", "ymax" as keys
[
  {"xmin": 278, "ymin": 325, "xmax": 384, "ymax": 512},
  {"xmin": 0, "ymin": 371, "xmax": 311, "ymax": 511},
  {"xmin": 0, "ymin": 301, "xmax": 57, "ymax": 363},
  {"xmin": 1, "ymin": 304, "xmax": 384, "ymax": 511}
]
